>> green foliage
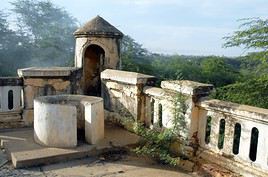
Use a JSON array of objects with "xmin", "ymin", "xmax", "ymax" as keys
[
  {"xmin": 133, "ymin": 123, "xmax": 179, "ymax": 165},
  {"xmin": 0, "ymin": 0, "xmax": 78, "ymax": 77},
  {"xmin": 121, "ymin": 17, "xmax": 268, "ymax": 109},
  {"xmin": 121, "ymin": 35, "xmax": 154, "ymax": 74},
  {"xmin": 11, "ymin": 0, "xmax": 78, "ymax": 66},
  {"xmin": 215, "ymin": 17, "xmax": 268, "ymax": 108},
  {"xmin": 1, "ymin": 3, "xmax": 267, "ymax": 111},
  {"xmin": 223, "ymin": 18, "xmax": 268, "ymax": 62},
  {"xmin": 131, "ymin": 93, "xmax": 188, "ymax": 166},
  {"xmin": 0, "ymin": 10, "xmax": 31, "ymax": 76},
  {"xmin": 212, "ymin": 75, "xmax": 268, "ymax": 109},
  {"xmin": 200, "ymin": 57, "xmax": 239, "ymax": 87}
]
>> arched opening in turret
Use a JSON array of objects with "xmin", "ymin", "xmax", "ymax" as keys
[{"xmin": 83, "ymin": 44, "xmax": 105, "ymax": 96}]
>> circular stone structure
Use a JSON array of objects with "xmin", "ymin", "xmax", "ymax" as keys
[{"xmin": 34, "ymin": 95, "xmax": 104, "ymax": 148}]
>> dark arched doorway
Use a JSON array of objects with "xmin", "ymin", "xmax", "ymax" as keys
[{"xmin": 83, "ymin": 44, "xmax": 105, "ymax": 96}]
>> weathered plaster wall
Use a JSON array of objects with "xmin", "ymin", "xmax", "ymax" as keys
[
  {"xmin": 18, "ymin": 67, "xmax": 82, "ymax": 125},
  {"xmin": 75, "ymin": 37, "xmax": 121, "ymax": 96},
  {"xmin": 75, "ymin": 37, "xmax": 120, "ymax": 69},
  {"xmin": 143, "ymin": 80, "xmax": 213, "ymax": 141},
  {"xmin": 101, "ymin": 69, "xmax": 156, "ymax": 121}
]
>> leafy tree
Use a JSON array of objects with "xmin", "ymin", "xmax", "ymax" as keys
[
  {"xmin": 200, "ymin": 57, "xmax": 238, "ymax": 87},
  {"xmin": 224, "ymin": 18, "xmax": 268, "ymax": 62},
  {"xmin": 121, "ymin": 35, "xmax": 153, "ymax": 74},
  {"xmin": 121, "ymin": 36, "xmax": 241, "ymax": 88},
  {"xmin": 11, "ymin": 0, "xmax": 78, "ymax": 66},
  {"xmin": 213, "ymin": 18, "xmax": 268, "ymax": 108},
  {"xmin": 0, "ymin": 10, "xmax": 31, "ymax": 76}
]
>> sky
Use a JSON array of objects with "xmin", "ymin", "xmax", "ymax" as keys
[{"xmin": 1, "ymin": 0, "xmax": 268, "ymax": 56}]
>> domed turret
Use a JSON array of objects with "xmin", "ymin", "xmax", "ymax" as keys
[
  {"xmin": 74, "ymin": 15, "xmax": 123, "ymax": 38},
  {"xmin": 73, "ymin": 16, "xmax": 123, "ymax": 96}
]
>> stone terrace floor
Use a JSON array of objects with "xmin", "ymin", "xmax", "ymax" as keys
[
  {"xmin": 0, "ymin": 122, "xmax": 198, "ymax": 177},
  {"xmin": 0, "ymin": 150, "xmax": 197, "ymax": 177}
]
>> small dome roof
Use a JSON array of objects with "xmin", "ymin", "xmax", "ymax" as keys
[{"xmin": 74, "ymin": 16, "xmax": 123, "ymax": 38}]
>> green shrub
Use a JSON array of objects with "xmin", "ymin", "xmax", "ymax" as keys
[
  {"xmin": 129, "ymin": 93, "xmax": 189, "ymax": 166},
  {"xmin": 213, "ymin": 75, "xmax": 268, "ymax": 109}
]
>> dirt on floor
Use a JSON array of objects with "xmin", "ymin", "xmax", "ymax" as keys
[{"xmin": 0, "ymin": 148, "xmax": 198, "ymax": 177}]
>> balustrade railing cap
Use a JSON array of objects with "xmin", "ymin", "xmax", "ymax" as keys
[
  {"xmin": 101, "ymin": 69, "xmax": 156, "ymax": 85},
  {"xmin": 161, "ymin": 80, "xmax": 214, "ymax": 96},
  {"xmin": 199, "ymin": 99, "xmax": 268, "ymax": 123}
]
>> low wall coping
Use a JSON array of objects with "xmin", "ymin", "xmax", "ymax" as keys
[
  {"xmin": 199, "ymin": 99, "xmax": 268, "ymax": 123},
  {"xmin": 161, "ymin": 80, "xmax": 214, "ymax": 96},
  {"xmin": 143, "ymin": 86, "xmax": 166, "ymax": 97},
  {"xmin": 101, "ymin": 69, "xmax": 156, "ymax": 85},
  {"xmin": 18, "ymin": 67, "xmax": 80, "ymax": 77}
]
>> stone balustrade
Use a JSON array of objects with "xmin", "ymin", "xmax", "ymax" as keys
[
  {"xmin": 0, "ymin": 77, "xmax": 23, "ymax": 112},
  {"xmin": 143, "ymin": 80, "xmax": 213, "ymax": 140},
  {"xmin": 0, "ymin": 77, "xmax": 23, "ymax": 128},
  {"xmin": 101, "ymin": 69, "xmax": 268, "ymax": 176},
  {"xmin": 197, "ymin": 99, "xmax": 268, "ymax": 176}
]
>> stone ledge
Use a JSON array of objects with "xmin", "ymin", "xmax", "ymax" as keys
[
  {"xmin": 101, "ymin": 69, "xmax": 156, "ymax": 85},
  {"xmin": 161, "ymin": 80, "xmax": 214, "ymax": 96},
  {"xmin": 199, "ymin": 98, "xmax": 268, "ymax": 124},
  {"xmin": 143, "ymin": 86, "xmax": 166, "ymax": 97},
  {"xmin": 18, "ymin": 67, "xmax": 80, "ymax": 77}
]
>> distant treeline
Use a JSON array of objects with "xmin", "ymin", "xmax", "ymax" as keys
[{"xmin": 121, "ymin": 35, "xmax": 268, "ymax": 109}]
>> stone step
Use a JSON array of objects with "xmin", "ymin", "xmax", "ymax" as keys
[{"xmin": 11, "ymin": 145, "xmax": 96, "ymax": 168}]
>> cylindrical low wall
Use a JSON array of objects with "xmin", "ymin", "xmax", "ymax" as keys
[{"xmin": 34, "ymin": 95, "xmax": 104, "ymax": 148}]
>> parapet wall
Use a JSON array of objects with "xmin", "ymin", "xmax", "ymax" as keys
[
  {"xmin": 143, "ymin": 80, "xmax": 213, "ymax": 140},
  {"xmin": 18, "ymin": 67, "xmax": 82, "ymax": 125},
  {"xmin": 0, "ymin": 67, "xmax": 83, "ymax": 128},
  {"xmin": 101, "ymin": 69, "xmax": 156, "ymax": 121},
  {"xmin": 1, "ymin": 68, "xmax": 268, "ymax": 176},
  {"xmin": 197, "ymin": 99, "xmax": 268, "ymax": 176},
  {"xmin": 101, "ymin": 69, "xmax": 268, "ymax": 177}
]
